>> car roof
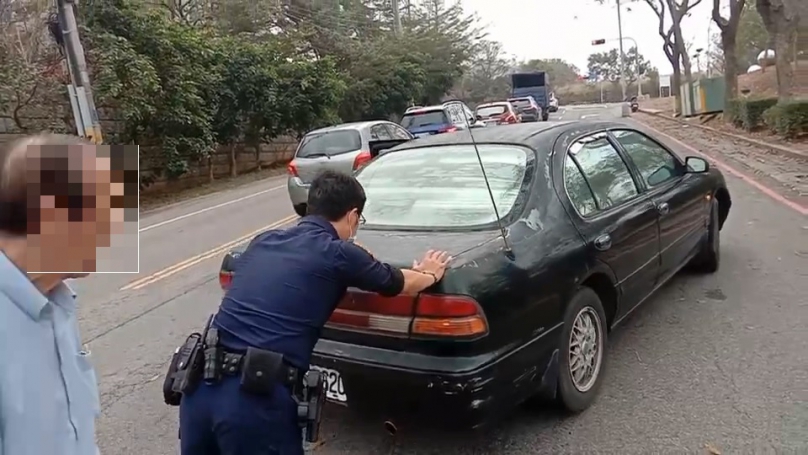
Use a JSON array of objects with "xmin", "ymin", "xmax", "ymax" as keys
[
  {"xmin": 306, "ymin": 121, "xmax": 385, "ymax": 135},
  {"xmin": 387, "ymin": 121, "xmax": 626, "ymax": 152},
  {"xmin": 477, "ymin": 102, "xmax": 511, "ymax": 107}
]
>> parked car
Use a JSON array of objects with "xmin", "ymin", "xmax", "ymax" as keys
[
  {"xmin": 285, "ymin": 121, "xmax": 413, "ymax": 217},
  {"xmin": 508, "ymin": 97, "xmax": 544, "ymax": 122},
  {"xmin": 401, "ymin": 101, "xmax": 484, "ymax": 138},
  {"xmin": 221, "ymin": 121, "xmax": 732, "ymax": 430},
  {"xmin": 474, "ymin": 101, "xmax": 521, "ymax": 126},
  {"xmin": 548, "ymin": 93, "xmax": 559, "ymax": 112}
]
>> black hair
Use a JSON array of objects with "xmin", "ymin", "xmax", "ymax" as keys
[{"xmin": 306, "ymin": 170, "xmax": 366, "ymax": 221}]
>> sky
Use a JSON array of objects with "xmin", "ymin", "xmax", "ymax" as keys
[{"xmin": 460, "ymin": 0, "xmax": 722, "ymax": 77}]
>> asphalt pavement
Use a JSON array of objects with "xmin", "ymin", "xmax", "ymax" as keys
[{"xmin": 77, "ymin": 104, "xmax": 808, "ymax": 454}]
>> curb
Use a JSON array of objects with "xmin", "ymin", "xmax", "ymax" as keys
[{"xmin": 636, "ymin": 108, "xmax": 808, "ymax": 161}]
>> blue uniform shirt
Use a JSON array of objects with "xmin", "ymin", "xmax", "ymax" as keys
[
  {"xmin": 0, "ymin": 253, "xmax": 100, "ymax": 455},
  {"xmin": 214, "ymin": 215, "xmax": 404, "ymax": 370}
]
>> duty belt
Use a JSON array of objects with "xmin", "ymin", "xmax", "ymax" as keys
[{"xmin": 220, "ymin": 351, "xmax": 302, "ymax": 390}]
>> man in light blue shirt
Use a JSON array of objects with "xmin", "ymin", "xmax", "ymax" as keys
[{"xmin": 0, "ymin": 134, "xmax": 121, "ymax": 455}]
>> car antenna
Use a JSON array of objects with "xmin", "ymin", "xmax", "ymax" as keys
[{"xmin": 460, "ymin": 115, "xmax": 515, "ymax": 260}]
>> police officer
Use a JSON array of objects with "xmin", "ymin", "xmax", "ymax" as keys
[{"xmin": 179, "ymin": 170, "xmax": 451, "ymax": 455}]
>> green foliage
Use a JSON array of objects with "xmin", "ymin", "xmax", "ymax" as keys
[
  {"xmin": 737, "ymin": 97, "xmax": 779, "ymax": 131},
  {"xmin": 762, "ymin": 99, "xmax": 808, "ymax": 138},
  {"xmin": 78, "ymin": 0, "xmax": 476, "ymax": 184},
  {"xmin": 725, "ymin": 98, "xmax": 744, "ymax": 127},
  {"xmin": 518, "ymin": 58, "xmax": 581, "ymax": 88},
  {"xmin": 587, "ymin": 47, "xmax": 653, "ymax": 84}
]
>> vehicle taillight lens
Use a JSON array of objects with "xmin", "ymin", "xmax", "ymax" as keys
[
  {"xmin": 219, "ymin": 270, "xmax": 233, "ymax": 290},
  {"xmin": 501, "ymin": 113, "xmax": 516, "ymax": 124},
  {"xmin": 438, "ymin": 126, "xmax": 458, "ymax": 133},
  {"xmin": 326, "ymin": 290, "xmax": 488, "ymax": 338},
  {"xmin": 353, "ymin": 150, "xmax": 372, "ymax": 170},
  {"xmin": 287, "ymin": 161, "xmax": 299, "ymax": 177}
]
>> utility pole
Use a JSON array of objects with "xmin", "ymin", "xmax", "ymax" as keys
[
  {"xmin": 56, "ymin": 0, "xmax": 103, "ymax": 144},
  {"xmin": 615, "ymin": 0, "xmax": 627, "ymax": 101},
  {"xmin": 392, "ymin": 0, "xmax": 402, "ymax": 36}
]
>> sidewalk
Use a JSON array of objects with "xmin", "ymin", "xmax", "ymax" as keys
[{"xmin": 638, "ymin": 108, "xmax": 808, "ymax": 161}]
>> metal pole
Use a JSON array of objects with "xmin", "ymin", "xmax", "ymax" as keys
[
  {"xmin": 391, "ymin": 0, "xmax": 402, "ymax": 35},
  {"xmin": 616, "ymin": 0, "xmax": 627, "ymax": 101},
  {"xmin": 57, "ymin": 0, "xmax": 103, "ymax": 144}
]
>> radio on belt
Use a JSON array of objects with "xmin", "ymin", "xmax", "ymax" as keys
[{"xmin": 297, "ymin": 369, "xmax": 327, "ymax": 443}]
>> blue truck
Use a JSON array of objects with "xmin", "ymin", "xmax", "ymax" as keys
[{"xmin": 510, "ymin": 72, "xmax": 550, "ymax": 121}]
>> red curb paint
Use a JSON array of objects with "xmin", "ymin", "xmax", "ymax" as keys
[{"xmin": 642, "ymin": 123, "xmax": 808, "ymax": 216}]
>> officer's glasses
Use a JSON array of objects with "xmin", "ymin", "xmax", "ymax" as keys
[{"xmin": 358, "ymin": 213, "xmax": 366, "ymax": 225}]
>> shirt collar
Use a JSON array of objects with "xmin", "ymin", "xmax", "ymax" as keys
[
  {"xmin": 0, "ymin": 252, "xmax": 76, "ymax": 320},
  {"xmin": 299, "ymin": 215, "xmax": 340, "ymax": 240}
]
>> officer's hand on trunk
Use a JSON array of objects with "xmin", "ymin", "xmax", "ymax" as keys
[{"xmin": 412, "ymin": 250, "xmax": 452, "ymax": 281}]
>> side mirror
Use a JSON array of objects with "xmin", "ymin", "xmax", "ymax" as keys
[
  {"xmin": 475, "ymin": 115, "xmax": 483, "ymax": 121},
  {"xmin": 685, "ymin": 156, "xmax": 709, "ymax": 173}
]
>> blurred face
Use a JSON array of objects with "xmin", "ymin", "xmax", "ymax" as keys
[{"xmin": 28, "ymin": 148, "xmax": 125, "ymax": 273}]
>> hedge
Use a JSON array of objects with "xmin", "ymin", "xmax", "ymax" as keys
[
  {"xmin": 736, "ymin": 97, "xmax": 779, "ymax": 131},
  {"xmin": 725, "ymin": 99, "xmax": 743, "ymax": 128},
  {"xmin": 762, "ymin": 99, "xmax": 808, "ymax": 139}
]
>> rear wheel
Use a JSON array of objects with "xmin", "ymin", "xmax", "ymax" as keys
[
  {"xmin": 556, "ymin": 287, "xmax": 608, "ymax": 413},
  {"xmin": 542, "ymin": 111, "xmax": 549, "ymax": 121},
  {"xmin": 688, "ymin": 198, "xmax": 720, "ymax": 273},
  {"xmin": 293, "ymin": 203, "xmax": 307, "ymax": 218}
]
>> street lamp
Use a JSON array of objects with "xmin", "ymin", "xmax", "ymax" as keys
[{"xmin": 591, "ymin": 37, "xmax": 643, "ymax": 98}]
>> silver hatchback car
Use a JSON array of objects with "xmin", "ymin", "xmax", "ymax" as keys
[{"xmin": 286, "ymin": 121, "xmax": 414, "ymax": 216}]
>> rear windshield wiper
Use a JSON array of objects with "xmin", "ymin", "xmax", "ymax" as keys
[{"xmin": 300, "ymin": 153, "xmax": 329, "ymax": 158}]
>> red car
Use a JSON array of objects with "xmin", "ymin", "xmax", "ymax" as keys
[{"xmin": 474, "ymin": 102, "xmax": 521, "ymax": 126}]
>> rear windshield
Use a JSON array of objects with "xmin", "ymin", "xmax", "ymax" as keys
[
  {"xmin": 297, "ymin": 130, "xmax": 361, "ymax": 158},
  {"xmin": 400, "ymin": 111, "xmax": 449, "ymax": 129},
  {"xmin": 509, "ymin": 99, "xmax": 532, "ymax": 109},
  {"xmin": 476, "ymin": 105, "xmax": 507, "ymax": 117},
  {"xmin": 356, "ymin": 145, "xmax": 530, "ymax": 229}
]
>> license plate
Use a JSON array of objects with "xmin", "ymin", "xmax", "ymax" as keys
[{"xmin": 310, "ymin": 365, "xmax": 347, "ymax": 403}]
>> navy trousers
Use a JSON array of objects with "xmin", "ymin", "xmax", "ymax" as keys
[{"xmin": 179, "ymin": 375, "xmax": 304, "ymax": 455}]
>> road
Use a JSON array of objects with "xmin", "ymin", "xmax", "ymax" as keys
[{"xmin": 77, "ymin": 104, "xmax": 808, "ymax": 454}]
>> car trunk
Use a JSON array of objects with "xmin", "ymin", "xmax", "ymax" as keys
[
  {"xmin": 401, "ymin": 111, "xmax": 453, "ymax": 137},
  {"xmin": 321, "ymin": 228, "xmax": 500, "ymax": 351}
]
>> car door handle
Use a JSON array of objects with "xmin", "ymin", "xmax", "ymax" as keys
[
  {"xmin": 657, "ymin": 202, "xmax": 670, "ymax": 215},
  {"xmin": 594, "ymin": 234, "xmax": 612, "ymax": 251}
]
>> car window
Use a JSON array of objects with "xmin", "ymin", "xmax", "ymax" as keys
[
  {"xmin": 570, "ymin": 133, "xmax": 639, "ymax": 211},
  {"xmin": 400, "ymin": 111, "xmax": 449, "ymax": 129},
  {"xmin": 611, "ymin": 130, "xmax": 683, "ymax": 187},
  {"xmin": 356, "ymin": 144, "xmax": 530, "ymax": 229},
  {"xmin": 564, "ymin": 155, "xmax": 598, "ymax": 217},
  {"xmin": 445, "ymin": 105, "xmax": 464, "ymax": 125},
  {"xmin": 509, "ymin": 99, "xmax": 531, "ymax": 110},
  {"xmin": 476, "ymin": 105, "xmax": 507, "ymax": 118},
  {"xmin": 370, "ymin": 124, "xmax": 393, "ymax": 141},
  {"xmin": 386, "ymin": 124, "xmax": 412, "ymax": 140},
  {"xmin": 296, "ymin": 130, "xmax": 362, "ymax": 158}
]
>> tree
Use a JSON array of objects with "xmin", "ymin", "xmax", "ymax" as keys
[
  {"xmin": 586, "ymin": 47, "xmax": 651, "ymax": 83},
  {"xmin": 756, "ymin": 0, "xmax": 801, "ymax": 100},
  {"xmin": 518, "ymin": 58, "xmax": 581, "ymax": 88},
  {"xmin": 643, "ymin": 0, "xmax": 704, "ymax": 114},
  {"xmin": 707, "ymin": 4, "xmax": 769, "ymax": 74},
  {"xmin": 0, "ymin": 0, "xmax": 67, "ymax": 132},
  {"xmin": 712, "ymin": 0, "xmax": 746, "ymax": 106},
  {"xmin": 459, "ymin": 40, "xmax": 512, "ymax": 104}
]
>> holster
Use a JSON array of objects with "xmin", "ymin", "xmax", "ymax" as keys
[
  {"xmin": 161, "ymin": 315, "xmax": 214, "ymax": 406},
  {"xmin": 297, "ymin": 370, "xmax": 327, "ymax": 443}
]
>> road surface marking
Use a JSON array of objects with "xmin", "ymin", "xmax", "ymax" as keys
[
  {"xmin": 139, "ymin": 184, "xmax": 286, "ymax": 233},
  {"xmin": 642, "ymin": 123, "xmax": 808, "ymax": 216},
  {"xmin": 121, "ymin": 214, "xmax": 298, "ymax": 291},
  {"xmin": 581, "ymin": 114, "xmax": 600, "ymax": 119}
]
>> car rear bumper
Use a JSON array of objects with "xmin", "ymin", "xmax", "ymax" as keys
[
  {"xmin": 310, "ymin": 327, "xmax": 562, "ymax": 429},
  {"xmin": 287, "ymin": 176, "xmax": 309, "ymax": 206}
]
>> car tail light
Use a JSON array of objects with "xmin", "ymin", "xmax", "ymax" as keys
[
  {"xmin": 352, "ymin": 150, "xmax": 372, "ymax": 170},
  {"xmin": 438, "ymin": 126, "xmax": 457, "ymax": 133},
  {"xmin": 326, "ymin": 290, "xmax": 488, "ymax": 338},
  {"xmin": 501, "ymin": 113, "xmax": 517, "ymax": 124},
  {"xmin": 219, "ymin": 270, "xmax": 233, "ymax": 290},
  {"xmin": 287, "ymin": 161, "xmax": 299, "ymax": 177}
]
